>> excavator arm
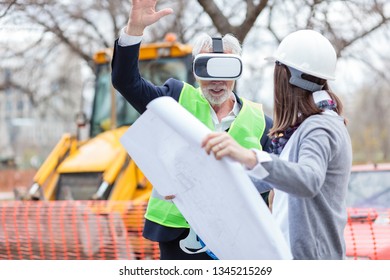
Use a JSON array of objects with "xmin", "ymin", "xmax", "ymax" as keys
[{"xmin": 20, "ymin": 134, "xmax": 78, "ymax": 200}]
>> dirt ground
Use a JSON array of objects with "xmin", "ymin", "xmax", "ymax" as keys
[{"xmin": 0, "ymin": 169, "xmax": 36, "ymax": 192}]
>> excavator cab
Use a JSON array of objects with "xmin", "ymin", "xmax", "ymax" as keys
[{"xmin": 90, "ymin": 37, "xmax": 194, "ymax": 138}]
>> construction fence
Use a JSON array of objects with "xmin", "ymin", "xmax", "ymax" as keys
[
  {"xmin": 0, "ymin": 200, "xmax": 159, "ymax": 260},
  {"xmin": 345, "ymin": 207, "xmax": 390, "ymax": 260},
  {"xmin": 0, "ymin": 200, "xmax": 389, "ymax": 260}
]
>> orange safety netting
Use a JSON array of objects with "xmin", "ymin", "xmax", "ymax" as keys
[
  {"xmin": 0, "ymin": 202, "xmax": 389, "ymax": 260},
  {"xmin": 345, "ymin": 208, "xmax": 390, "ymax": 260},
  {"xmin": 0, "ymin": 200, "xmax": 159, "ymax": 260}
]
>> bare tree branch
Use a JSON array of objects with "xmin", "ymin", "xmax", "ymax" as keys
[
  {"xmin": 0, "ymin": 0, "xmax": 17, "ymax": 18},
  {"xmin": 197, "ymin": 0, "xmax": 269, "ymax": 42},
  {"xmin": 26, "ymin": 9, "xmax": 92, "ymax": 64}
]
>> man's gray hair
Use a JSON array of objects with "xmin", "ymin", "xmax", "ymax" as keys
[{"xmin": 192, "ymin": 33, "xmax": 242, "ymax": 57}]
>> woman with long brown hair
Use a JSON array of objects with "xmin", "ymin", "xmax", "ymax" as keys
[{"xmin": 202, "ymin": 30, "xmax": 352, "ymax": 259}]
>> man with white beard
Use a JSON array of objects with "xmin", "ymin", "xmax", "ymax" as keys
[{"xmin": 111, "ymin": 0, "xmax": 273, "ymax": 260}]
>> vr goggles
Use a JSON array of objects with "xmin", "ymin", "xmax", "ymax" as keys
[{"xmin": 193, "ymin": 37, "xmax": 243, "ymax": 81}]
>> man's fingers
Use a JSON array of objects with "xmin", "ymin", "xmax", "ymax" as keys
[{"xmin": 156, "ymin": 8, "xmax": 174, "ymax": 19}]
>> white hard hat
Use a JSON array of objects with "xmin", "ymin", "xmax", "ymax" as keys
[{"xmin": 268, "ymin": 29, "xmax": 337, "ymax": 80}]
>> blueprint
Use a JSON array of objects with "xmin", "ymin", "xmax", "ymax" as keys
[{"xmin": 120, "ymin": 96, "xmax": 292, "ymax": 260}]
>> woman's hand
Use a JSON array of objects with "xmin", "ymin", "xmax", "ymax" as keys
[{"xmin": 201, "ymin": 132, "xmax": 258, "ymax": 169}]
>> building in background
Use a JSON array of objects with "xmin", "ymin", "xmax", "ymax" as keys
[{"xmin": 0, "ymin": 68, "xmax": 79, "ymax": 168}]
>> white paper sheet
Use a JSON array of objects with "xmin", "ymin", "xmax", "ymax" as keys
[{"xmin": 120, "ymin": 96, "xmax": 292, "ymax": 260}]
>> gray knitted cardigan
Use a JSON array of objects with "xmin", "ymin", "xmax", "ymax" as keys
[{"xmin": 249, "ymin": 113, "xmax": 352, "ymax": 259}]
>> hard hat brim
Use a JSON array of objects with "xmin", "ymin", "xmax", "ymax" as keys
[{"xmin": 264, "ymin": 55, "xmax": 336, "ymax": 80}]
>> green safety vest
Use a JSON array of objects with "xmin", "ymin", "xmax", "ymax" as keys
[{"xmin": 145, "ymin": 82, "xmax": 266, "ymax": 228}]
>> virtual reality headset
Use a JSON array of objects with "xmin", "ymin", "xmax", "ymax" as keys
[{"xmin": 193, "ymin": 53, "xmax": 242, "ymax": 81}]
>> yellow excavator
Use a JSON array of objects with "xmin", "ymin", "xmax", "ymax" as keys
[
  {"xmin": 6, "ymin": 34, "xmax": 195, "ymax": 259},
  {"xmin": 25, "ymin": 34, "xmax": 194, "ymax": 203}
]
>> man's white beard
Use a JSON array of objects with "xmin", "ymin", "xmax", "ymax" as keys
[{"xmin": 202, "ymin": 88, "xmax": 230, "ymax": 106}]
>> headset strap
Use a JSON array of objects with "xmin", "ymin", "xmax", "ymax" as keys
[{"xmin": 212, "ymin": 37, "xmax": 223, "ymax": 53}]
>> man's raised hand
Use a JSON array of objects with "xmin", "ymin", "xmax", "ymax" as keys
[{"xmin": 126, "ymin": 0, "xmax": 173, "ymax": 36}]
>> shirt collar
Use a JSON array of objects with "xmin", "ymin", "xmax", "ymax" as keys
[{"xmin": 210, "ymin": 94, "xmax": 240, "ymax": 131}]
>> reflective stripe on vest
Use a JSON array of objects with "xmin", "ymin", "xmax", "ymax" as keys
[{"xmin": 145, "ymin": 82, "xmax": 266, "ymax": 228}]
